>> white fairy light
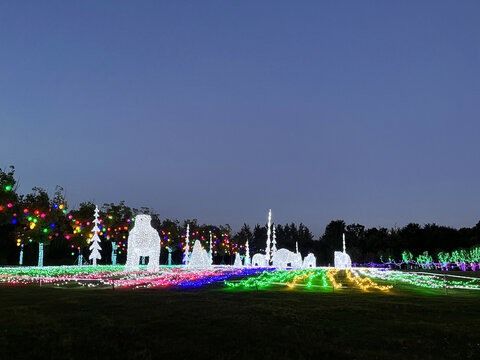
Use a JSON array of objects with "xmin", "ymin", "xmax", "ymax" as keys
[
  {"xmin": 189, "ymin": 240, "xmax": 210, "ymax": 267},
  {"xmin": 252, "ymin": 253, "xmax": 268, "ymax": 267},
  {"xmin": 234, "ymin": 252, "xmax": 242, "ymax": 267},
  {"xmin": 183, "ymin": 224, "xmax": 190, "ymax": 265},
  {"xmin": 303, "ymin": 253, "xmax": 316, "ymax": 268},
  {"xmin": 245, "ymin": 240, "xmax": 250, "ymax": 266},
  {"xmin": 272, "ymin": 248, "xmax": 302, "ymax": 270},
  {"xmin": 89, "ymin": 206, "xmax": 102, "ymax": 266},
  {"xmin": 265, "ymin": 209, "xmax": 272, "ymax": 264},
  {"xmin": 334, "ymin": 233, "xmax": 351, "ymax": 269},
  {"xmin": 208, "ymin": 232, "xmax": 213, "ymax": 265},
  {"xmin": 272, "ymin": 225, "xmax": 277, "ymax": 254},
  {"xmin": 125, "ymin": 214, "xmax": 161, "ymax": 271}
]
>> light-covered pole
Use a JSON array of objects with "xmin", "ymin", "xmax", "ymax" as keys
[
  {"xmin": 266, "ymin": 209, "xmax": 272, "ymax": 264},
  {"xmin": 184, "ymin": 224, "xmax": 190, "ymax": 265},
  {"xmin": 272, "ymin": 225, "xmax": 277, "ymax": 254}
]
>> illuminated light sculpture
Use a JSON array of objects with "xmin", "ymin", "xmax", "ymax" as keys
[
  {"xmin": 89, "ymin": 206, "xmax": 102, "ymax": 266},
  {"xmin": 272, "ymin": 248, "xmax": 302, "ymax": 270},
  {"xmin": 111, "ymin": 242, "xmax": 117, "ymax": 265},
  {"xmin": 303, "ymin": 253, "xmax": 316, "ymax": 268},
  {"xmin": 234, "ymin": 252, "xmax": 242, "ymax": 267},
  {"xmin": 334, "ymin": 233, "xmax": 351, "ymax": 269},
  {"xmin": 189, "ymin": 240, "xmax": 210, "ymax": 268},
  {"xmin": 202, "ymin": 248, "xmax": 210, "ymax": 266},
  {"xmin": 125, "ymin": 214, "xmax": 161, "ymax": 271},
  {"xmin": 244, "ymin": 240, "xmax": 251, "ymax": 266},
  {"xmin": 265, "ymin": 209, "xmax": 272, "ymax": 264},
  {"xmin": 38, "ymin": 243, "xmax": 44, "ymax": 267},
  {"xmin": 183, "ymin": 224, "xmax": 190, "ymax": 265},
  {"xmin": 346, "ymin": 270, "xmax": 392, "ymax": 291},
  {"xmin": 272, "ymin": 225, "xmax": 277, "ymax": 254},
  {"xmin": 208, "ymin": 232, "xmax": 213, "ymax": 265},
  {"xmin": 252, "ymin": 253, "xmax": 268, "ymax": 267},
  {"xmin": 19, "ymin": 243, "xmax": 24, "ymax": 266}
]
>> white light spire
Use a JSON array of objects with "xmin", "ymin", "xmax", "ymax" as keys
[
  {"xmin": 89, "ymin": 205, "xmax": 102, "ymax": 266},
  {"xmin": 184, "ymin": 224, "xmax": 190, "ymax": 265},
  {"xmin": 272, "ymin": 224, "xmax": 277, "ymax": 254},
  {"xmin": 266, "ymin": 209, "xmax": 272, "ymax": 264},
  {"xmin": 209, "ymin": 232, "xmax": 213, "ymax": 265}
]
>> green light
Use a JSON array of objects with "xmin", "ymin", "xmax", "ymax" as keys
[
  {"xmin": 43, "ymin": 229, "xmax": 48, "ymax": 233},
  {"xmin": 62, "ymin": 210, "xmax": 67, "ymax": 214},
  {"xmin": 224, "ymin": 269, "xmax": 328, "ymax": 289},
  {"xmin": 359, "ymin": 269, "xmax": 480, "ymax": 290},
  {"xmin": 5, "ymin": 185, "xmax": 11, "ymax": 191},
  {"xmin": 33, "ymin": 219, "xmax": 38, "ymax": 223},
  {"xmin": 28, "ymin": 217, "xmax": 32, "ymax": 221}
]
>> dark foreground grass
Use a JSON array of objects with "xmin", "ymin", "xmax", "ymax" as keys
[{"xmin": 0, "ymin": 284, "xmax": 479, "ymax": 360}]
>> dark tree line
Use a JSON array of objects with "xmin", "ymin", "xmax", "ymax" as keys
[{"xmin": 317, "ymin": 220, "xmax": 480, "ymax": 266}]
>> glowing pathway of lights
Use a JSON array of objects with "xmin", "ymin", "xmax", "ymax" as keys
[
  {"xmin": 0, "ymin": 266, "xmax": 269, "ymax": 289},
  {"xmin": 108, "ymin": 268, "xmax": 268, "ymax": 289},
  {"xmin": 0, "ymin": 265, "xmax": 127, "ymax": 285},
  {"xmin": 225, "ymin": 269, "xmax": 330, "ymax": 290},
  {"xmin": 326, "ymin": 269, "xmax": 342, "ymax": 289},
  {"xmin": 346, "ymin": 269, "xmax": 393, "ymax": 291},
  {"xmin": 358, "ymin": 268, "xmax": 480, "ymax": 290},
  {"xmin": 225, "ymin": 269, "xmax": 307, "ymax": 288},
  {"xmin": 1, "ymin": 266, "xmax": 479, "ymax": 292}
]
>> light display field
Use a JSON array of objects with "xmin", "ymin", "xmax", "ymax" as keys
[{"xmin": 1, "ymin": 266, "xmax": 480, "ymax": 292}]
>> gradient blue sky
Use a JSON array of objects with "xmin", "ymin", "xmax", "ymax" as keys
[{"xmin": 1, "ymin": 1, "xmax": 479, "ymax": 236}]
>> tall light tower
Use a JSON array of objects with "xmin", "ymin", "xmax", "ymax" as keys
[
  {"xmin": 183, "ymin": 224, "xmax": 190, "ymax": 265},
  {"xmin": 266, "ymin": 209, "xmax": 272, "ymax": 265}
]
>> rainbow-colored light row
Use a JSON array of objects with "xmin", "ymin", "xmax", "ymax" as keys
[
  {"xmin": 0, "ymin": 266, "xmax": 269, "ymax": 289},
  {"xmin": 2, "ymin": 266, "xmax": 480, "ymax": 292}
]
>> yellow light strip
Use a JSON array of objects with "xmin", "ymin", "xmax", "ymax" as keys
[
  {"xmin": 286, "ymin": 271, "xmax": 313, "ymax": 288},
  {"xmin": 346, "ymin": 270, "xmax": 392, "ymax": 291},
  {"xmin": 326, "ymin": 269, "xmax": 342, "ymax": 289}
]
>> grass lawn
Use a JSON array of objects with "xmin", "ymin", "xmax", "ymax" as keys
[{"xmin": 1, "ymin": 281, "xmax": 479, "ymax": 360}]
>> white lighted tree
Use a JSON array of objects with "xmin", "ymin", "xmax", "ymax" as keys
[
  {"xmin": 265, "ymin": 209, "xmax": 272, "ymax": 264},
  {"xmin": 272, "ymin": 225, "xmax": 277, "ymax": 254},
  {"xmin": 89, "ymin": 206, "xmax": 102, "ymax": 266},
  {"xmin": 245, "ymin": 240, "xmax": 250, "ymax": 266},
  {"xmin": 208, "ymin": 232, "xmax": 213, "ymax": 265},
  {"xmin": 183, "ymin": 224, "xmax": 190, "ymax": 265}
]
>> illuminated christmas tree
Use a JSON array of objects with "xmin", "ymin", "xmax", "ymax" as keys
[
  {"xmin": 89, "ymin": 206, "xmax": 102, "ymax": 266},
  {"xmin": 244, "ymin": 240, "xmax": 250, "ymax": 266},
  {"xmin": 183, "ymin": 224, "xmax": 190, "ymax": 265}
]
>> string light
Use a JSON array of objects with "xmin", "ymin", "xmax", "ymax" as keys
[
  {"xmin": 358, "ymin": 268, "xmax": 480, "ymax": 290},
  {"xmin": 326, "ymin": 269, "xmax": 342, "ymax": 289},
  {"xmin": 346, "ymin": 270, "xmax": 392, "ymax": 291}
]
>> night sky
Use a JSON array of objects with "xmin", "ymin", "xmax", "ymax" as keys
[{"xmin": 1, "ymin": 1, "xmax": 479, "ymax": 236}]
